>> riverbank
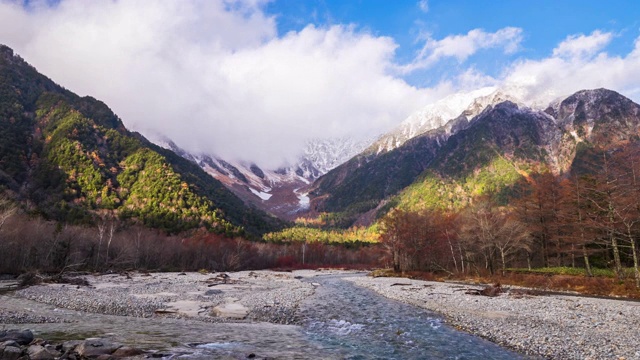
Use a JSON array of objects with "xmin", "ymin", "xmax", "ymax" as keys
[
  {"xmin": 5, "ymin": 270, "xmax": 328, "ymax": 324},
  {"xmin": 3, "ymin": 270, "xmax": 639, "ymax": 359},
  {"xmin": 347, "ymin": 275, "xmax": 640, "ymax": 360},
  {"xmin": 0, "ymin": 270, "xmax": 345, "ymax": 359}
]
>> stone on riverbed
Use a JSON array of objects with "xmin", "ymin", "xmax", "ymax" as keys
[
  {"xmin": 27, "ymin": 344, "xmax": 60, "ymax": 360},
  {"xmin": 112, "ymin": 346, "xmax": 146, "ymax": 357},
  {"xmin": 75, "ymin": 338, "xmax": 121, "ymax": 358},
  {"xmin": 0, "ymin": 329, "xmax": 34, "ymax": 345},
  {"xmin": 1, "ymin": 347, "xmax": 22, "ymax": 360},
  {"xmin": 212, "ymin": 303, "xmax": 249, "ymax": 319}
]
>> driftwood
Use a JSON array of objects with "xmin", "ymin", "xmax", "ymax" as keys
[
  {"xmin": 465, "ymin": 283, "xmax": 503, "ymax": 297},
  {"xmin": 390, "ymin": 283, "xmax": 412, "ymax": 286}
]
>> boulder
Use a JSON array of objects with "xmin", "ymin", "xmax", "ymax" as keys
[
  {"xmin": 62, "ymin": 340, "xmax": 83, "ymax": 353},
  {"xmin": 112, "ymin": 346, "xmax": 145, "ymax": 357},
  {"xmin": 212, "ymin": 303, "xmax": 249, "ymax": 319},
  {"xmin": 27, "ymin": 344, "xmax": 57, "ymax": 360},
  {"xmin": 0, "ymin": 345, "xmax": 22, "ymax": 360},
  {"xmin": 75, "ymin": 339, "xmax": 121, "ymax": 358},
  {"xmin": 0, "ymin": 341, "xmax": 19, "ymax": 348},
  {"xmin": 0, "ymin": 330, "xmax": 34, "ymax": 345}
]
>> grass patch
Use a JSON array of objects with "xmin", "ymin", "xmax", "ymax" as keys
[
  {"xmin": 372, "ymin": 267, "xmax": 640, "ymax": 299},
  {"xmin": 505, "ymin": 266, "xmax": 633, "ymax": 278}
]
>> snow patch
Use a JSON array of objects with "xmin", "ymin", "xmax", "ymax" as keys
[
  {"xmin": 296, "ymin": 190, "xmax": 310, "ymax": 209},
  {"xmin": 249, "ymin": 188, "xmax": 272, "ymax": 201}
]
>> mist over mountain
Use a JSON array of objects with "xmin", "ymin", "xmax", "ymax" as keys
[
  {"xmin": 307, "ymin": 88, "xmax": 640, "ymax": 227},
  {"xmin": 0, "ymin": 45, "xmax": 282, "ymax": 237}
]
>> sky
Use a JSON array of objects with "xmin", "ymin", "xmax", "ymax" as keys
[{"xmin": 1, "ymin": 0, "xmax": 640, "ymax": 168}]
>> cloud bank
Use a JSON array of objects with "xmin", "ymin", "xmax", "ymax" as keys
[
  {"xmin": 0, "ymin": 1, "xmax": 639, "ymax": 167},
  {"xmin": 0, "ymin": 0, "xmax": 446, "ymax": 168},
  {"xmin": 502, "ymin": 30, "xmax": 640, "ymax": 106}
]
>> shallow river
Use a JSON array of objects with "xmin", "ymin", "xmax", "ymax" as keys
[{"xmin": 2, "ymin": 274, "xmax": 526, "ymax": 359}]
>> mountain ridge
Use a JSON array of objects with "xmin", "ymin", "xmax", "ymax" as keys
[
  {"xmin": 0, "ymin": 45, "xmax": 282, "ymax": 236},
  {"xmin": 306, "ymin": 88, "xmax": 640, "ymax": 227}
]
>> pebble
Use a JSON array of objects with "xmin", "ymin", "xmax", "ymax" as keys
[
  {"xmin": 348, "ymin": 276, "xmax": 640, "ymax": 360},
  {"xmin": 9, "ymin": 270, "xmax": 315, "ymax": 325}
]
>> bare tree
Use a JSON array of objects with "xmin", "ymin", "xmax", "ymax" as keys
[
  {"xmin": 0, "ymin": 196, "xmax": 17, "ymax": 234},
  {"xmin": 461, "ymin": 199, "xmax": 531, "ymax": 274}
]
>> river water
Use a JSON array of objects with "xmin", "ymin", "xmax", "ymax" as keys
[
  {"xmin": 297, "ymin": 274, "xmax": 525, "ymax": 359},
  {"xmin": 2, "ymin": 274, "xmax": 526, "ymax": 359}
]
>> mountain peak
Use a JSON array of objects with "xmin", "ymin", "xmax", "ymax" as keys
[
  {"xmin": 545, "ymin": 88, "xmax": 639, "ymax": 127},
  {"xmin": 371, "ymin": 87, "xmax": 498, "ymax": 154}
]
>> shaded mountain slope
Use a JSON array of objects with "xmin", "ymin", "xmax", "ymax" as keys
[
  {"xmin": 0, "ymin": 45, "xmax": 282, "ymax": 236},
  {"xmin": 308, "ymin": 89, "xmax": 640, "ymax": 227}
]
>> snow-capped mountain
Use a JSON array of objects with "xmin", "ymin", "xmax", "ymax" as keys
[
  {"xmin": 371, "ymin": 87, "xmax": 496, "ymax": 153},
  {"xmin": 150, "ymin": 135, "xmax": 374, "ymax": 219},
  {"xmin": 310, "ymin": 88, "xmax": 640, "ymax": 227},
  {"xmin": 150, "ymin": 86, "xmax": 577, "ymax": 220},
  {"xmin": 299, "ymin": 137, "xmax": 374, "ymax": 176}
]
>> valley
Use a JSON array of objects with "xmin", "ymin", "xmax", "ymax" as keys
[{"xmin": 0, "ymin": 9, "xmax": 640, "ymax": 360}]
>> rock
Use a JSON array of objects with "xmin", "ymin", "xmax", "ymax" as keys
[
  {"xmin": 62, "ymin": 340, "xmax": 83, "ymax": 353},
  {"xmin": 27, "ymin": 345, "xmax": 56, "ymax": 360},
  {"xmin": 148, "ymin": 352, "xmax": 171, "ymax": 358},
  {"xmin": 0, "ymin": 330, "xmax": 34, "ymax": 345},
  {"xmin": 212, "ymin": 303, "xmax": 249, "ymax": 319},
  {"xmin": 1, "ymin": 341, "xmax": 19, "ymax": 348},
  {"xmin": 112, "ymin": 346, "xmax": 145, "ymax": 357},
  {"xmin": 0, "ymin": 345, "xmax": 22, "ymax": 360},
  {"xmin": 75, "ymin": 339, "xmax": 121, "ymax": 358}
]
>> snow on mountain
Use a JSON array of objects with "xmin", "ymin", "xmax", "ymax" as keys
[
  {"xmin": 146, "ymin": 134, "xmax": 375, "ymax": 218},
  {"xmin": 301, "ymin": 137, "xmax": 374, "ymax": 175},
  {"xmin": 372, "ymin": 87, "xmax": 497, "ymax": 153}
]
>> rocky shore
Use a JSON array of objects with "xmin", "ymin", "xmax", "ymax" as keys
[
  {"xmin": 10, "ymin": 270, "xmax": 315, "ymax": 324},
  {"xmin": 0, "ymin": 270, "xmax": 323, "ymax": 359},
  {"xmin": 0, "ymin": 330, "xmax": 150, "ymax": 360},
  {"xmin": 347, "ymin": 276, "xmax": 640, "ymax": 360},
  {"xmin": 3, "ymin": 270, "xmax": 640, "ymax": 359}
]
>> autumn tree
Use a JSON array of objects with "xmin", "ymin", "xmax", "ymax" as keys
[
  {"xmin": 558, "ymin": 176, "xmax": 597, "ymax": 276},
  {"xmin": 461, "ymin": 198, "xmax": 531, "ymax": 274},
  {"xmin": 513, "ymin": 172, "xmax": 564, "ymax": 267}
]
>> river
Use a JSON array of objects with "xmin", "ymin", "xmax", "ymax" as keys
[{"xmin": 1, "ymin": 273, "xmax": 527, "ymax": 359}]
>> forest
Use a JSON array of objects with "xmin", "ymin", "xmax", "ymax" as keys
[
  {"xmin": 0, "ymin": 197, "xmax": 381, "ymax": 275},
  {"xmin": 377, "ymin": 143, "xmax": 640, "ymax": 289}
]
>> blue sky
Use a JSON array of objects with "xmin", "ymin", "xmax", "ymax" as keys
[
  {"xmin": 2, "ymin": 0, "xmax": 640, "ymax": 166},
  {"xmin": 265, "ymin": 0, "xmax": 640, "ymax": 87}
]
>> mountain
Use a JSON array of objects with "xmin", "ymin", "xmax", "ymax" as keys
[
  {"xmin": 306, "ymin": 88, "xmax": 519, "ymax": 224},
  {"xmin": 308, "ymin": 88, "xmax": 640, "ymax": 227},
  {"xmin": 370, "ymin": 87, "xmax": 496, "ymax": 154},
  {"xmin": 0, "ymin": 45, "xmax": 282, "ymax": 237},
  {"xmin": 152, "ymin": 136, "xmax": 372, "ymax": 220}
]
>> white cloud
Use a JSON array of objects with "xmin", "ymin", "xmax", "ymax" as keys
[
  {"xmin": 0, "ymin": 0, "xmax": 443, "ymax": 168},
  {"xmin": 1, "ymin": 0, "xmax": 639, "ymax": 171},
  {"xmin": 418, "ymin": 0, "xmax": 429, "ymax": 13},
  {"xmin": 500, "ymin": 31, "xmax": 640, "ymax": 107},
  {"xmin": 400, "ymin": 27, "xmax": 523, "ymax": 73},
  {"xmin": 552, "ymin": 30, "xmax": 613, "ymax": 59}
]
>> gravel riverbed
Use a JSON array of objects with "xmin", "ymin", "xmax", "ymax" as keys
[
  {"xmin": 7, "ymin": 270, "xmax": 316, "ymax": 325},
  {"xmin": 3, "ymin": 270, "xmax": 639, "ymax": 359},
  {"xmin": 347, "ymin": 276, "xmax": 640, "ymax": 360}
]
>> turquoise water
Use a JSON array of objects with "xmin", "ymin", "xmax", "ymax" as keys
[{"xmin": 297, "ymin": 274, "xmax": 528, "ymax": 359}]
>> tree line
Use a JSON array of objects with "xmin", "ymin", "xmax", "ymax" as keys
[
  {"xmin": 379, "ymin": 145, "xmax": 640, "ymax": 287},
  {"xmin": 0, "ymin": 201, "xmax": 381, "ymax": 275}
]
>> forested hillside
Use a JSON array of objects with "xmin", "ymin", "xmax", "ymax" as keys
[{"xmin": 0, "ymin": 45, "xmax": 282, "ymax": 237}]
